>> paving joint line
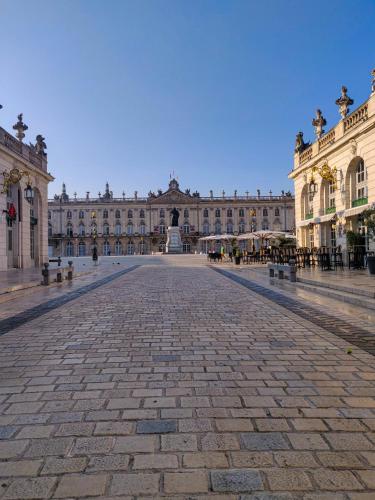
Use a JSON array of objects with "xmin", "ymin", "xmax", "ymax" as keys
[
  {"xmin": 210, "ymin": 265, "xmax": 375, "ymax": 357},
  {"xmin": 0, "ymin": 265, "xmax": 141, "ymax": 336}
]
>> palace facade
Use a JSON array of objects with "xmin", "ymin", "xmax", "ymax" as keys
[
  {"xmin": 0, "ymin": 111, "xmax": 53, "ymax": 270},
  {"xmin": 289, "ymin": 69, "xmax": 375, "ymax": 251},
  {"xmin": 48, "ymin": 179, "xmax": 295, "ymax": 256}
]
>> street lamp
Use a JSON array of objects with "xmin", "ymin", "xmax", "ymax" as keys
[{"xmin": 24, "ymin": 183, "xmax": 34, "ymax": 204}]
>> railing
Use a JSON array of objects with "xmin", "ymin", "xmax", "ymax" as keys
[
  {"xmin": 325, "ymin": 206, "xmax": 336, "ymax": 214},
  {"xmin": 299, "ymin": 146, "xmax": 313, "ymax": 166},
  {"xmin": 0, "ymin": 127, "xmax": 45, "ymax": 170},
  {"xmin": 305, "ymin": 212, "xmax": 314, "ymax": 220},
  {"xmin": 343, "ymin": 103, "xmax": 368, "ymax": 133},
  {"xmin": 318, "ymin": 129, "xmax": 335, "ymax": 151},
  {"xmin": 352, "ymin": 197, "xmax": 368, "ymax": 208}
]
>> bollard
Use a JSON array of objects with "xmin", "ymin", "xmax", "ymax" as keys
[
  {"xmin": 289, "ymin": 259, "xmax": 297, "ymax": 283},
  {"xmin": 67, "ymin": 261, "xmax": 73, "ymax": 281},
  {"xmin": 269, "ymin": 268, "xmax": 275, "ymax": 278},
  {"xmin": 56, "ymin": 269, "xmax": 62, "ymax": 283},
  {"xmin": 42, "ymin": 263, "xmax": 50, "ymax": 285},
  {"xmin": 278, "ymin": 269, "xmax": 284, "ymax": 279}
]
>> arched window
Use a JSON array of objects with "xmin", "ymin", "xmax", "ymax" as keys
[
  {"xmin": 160, "ymin": 208, "xmax": 165, "ymax": 218},
  {"xmin": 67, "ymin": 210, "xmax": 72, "ymax": 219},
  {"xmin": 227, "ymin": 221, "xmax": 233, "ymax": 234},
  {"xmin": 183, "ymin": 223, "xmax": 190, "ymax": 234},
  {"xmin": 115, "ymin": 222, "xmax": 121, "ymax": 236},
  {"xmin": 127, "ymin": 222, "xmax": 133, "ymax": 235},
  {"xmin": 239, "ymin": 221, "xmax": 245, "ymax": 233},
  {"xmin": 203, "ymin": 222, "xmax": 210, "ymax": 235},
  {"xmin": 79, "ymin": 210, "xmax": 85, "ymax": 219},
  {"xmin": 103, "ymin": 209, "xmax": 108, "ymax": 219},
  {"xmin": 66, "ymin": 223, "xmax": 73, "ymax": 237},
  {"xmin": 78, "ymin": 241, "xmax": 86, "ymax": 256},
  {"xmin": 103, "ymin": 240, "xmax": 111, "ymax": 256},
  {"xmin": 159, "ymin": 222, "xmax": 165, "ymax": 234},
  {"xmin": 184, "ymin": 208, "xmax": 189, "ymax": 218},
  {"xmin": 127, "ymin": 209, "xmax": 133, "ymax": 218},
  {"xmin": 79, "ymin": 223, "xmax": 85, "ymax": 236},
  {"xmin": 115, "ymin": 240, "xmax": 122, "ymax": 256},
  {"xmin": 66, "ymin": 241, "xmax": 73, "ymax": 257},
  {"xmin": 48, "ymin": 223, "xmax": 52, "ymax": 237},
  {"xmin": 140, "ymin": 209, "xmax": 145, "ymax": 218},
  {"xmin": 115, "ymin": 209, "xmax": 121, "ymax": 219},
  {"xmin": 139, "ymin": 241, "xmax": 146, "ymax": 255},
  {"xmin": 215, "ymin": 220, "xmax": 221, "ymax": 235},
  {"xmin": 357, "ymin": 159, "xmax": 365, "ymax": 183},
  {"xmin": 215, "ymin": 208, "xmax": 221, "ymax": 218},
  {"xmin": 140, "ymin": 221, "xmax": 146, "ymax": 235},
  {"xmin": 239, "ymin": 208, "xmax": 244, "ymax": 217},
  {"xmin": 227, "ymin": 209, "xmax": 232, "ymax": 218},
  {"xmin": 275, "ymin": 208, "xmax": 280, "ymax": 217},
  {"xmin": 127, "ymin": 241, "xmax": 134, "ymax": 255},
  {"xmin": 203, "ymin": 208, "xmax": 209, "ymax": 218},
  {"xmin": 48, "ymin": 211, "xmax": 51, "ymax": 220},
  {"xmin": 103, "ymin": 222, "xmax": 110, "ymax": 235},
  {"xmin": 263, "ymin": 208, "xmax": 268, "ymax": 217}
]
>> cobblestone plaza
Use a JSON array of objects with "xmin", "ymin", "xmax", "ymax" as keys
[{"xmin": 0, "ymin": 256, "xmax": 374, "ymax": 498}]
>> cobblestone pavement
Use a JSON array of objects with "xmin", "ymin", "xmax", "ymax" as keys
[{"xmin": 0, "ymin": 260, "xmax": 375, "ymax": 499}]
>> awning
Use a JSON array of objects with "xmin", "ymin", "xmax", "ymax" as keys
[
  {"xmin": 344, "ymin": 204, "xmax": 370, "ymax": 218},
  {"xmin": 296, "ymin": 219, "xmax": 314, "ymax": 228},
  {"xmin": 314, "ymin": 213, "xmax": 336, "ymax": 224}
]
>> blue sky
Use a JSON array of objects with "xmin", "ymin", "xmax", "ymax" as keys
[{"xmin": 0, "ymin": 0, "xmax": 374, "ymax": 198}]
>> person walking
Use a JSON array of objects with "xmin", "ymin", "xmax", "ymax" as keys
[{"xmin": 92, "ymin": 246, "xmax": 98, "ymax": 266}]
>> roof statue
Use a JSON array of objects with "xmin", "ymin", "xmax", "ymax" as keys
[
  {"xmin": 335, "ymin": 86, "xmax": 354, "ymax": 118},
  {"xmin": 312, "ymin": 109, "xmax": 327, "ymax": 138},
  {"xmin": 294, "ymin": 131, "xmax": 310, "ymax": 153}
]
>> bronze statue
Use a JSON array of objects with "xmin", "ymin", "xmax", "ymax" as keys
[{"xmin": 171, "ymin": 207, "xmax": 179, "ymax": 227}]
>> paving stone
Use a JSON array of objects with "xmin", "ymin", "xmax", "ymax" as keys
[
  {"xmin": 137, "ymin": 419, "xmax": 177, "ymax": 434},
  {"xmin": 312, "ymin": 469, "xmax": 364, "ymax": 490},
  {"xmin": 161, "ymin": 433, "xmax": 198, "ymax": 451},
  {"xmin": 211, "ymin": 469, "xmax": 263, "ymax": 492},
  {"xmin": 54, "ymin": 474, "xmax": 107, "ymax": 497},
  {"xmin": 266, "ymin": 469, "xmax": 313, "ymax": 490},
  {"xmin": 231, "ymin": 451, "xmax": 274, "ymax": 468},
  {"xmin": 216, "ymin": 418, "xmax": 253, "ymax": 432},
  {"xmin": 94, "ymin": 421, "xmax": 133, "ymax": 435},
  {"xmin": 0, "ymin": 460, "xmax": 42, "ymax": 477},
  {"xmin": 113, "ymin": 435, "xmax": 157, "ymax": 453},
  {"xmin": 183, "ymin": 452, "xmax": 229, "ymax": 468},
  {"xmin": 287, "ymin": 433, "xmax": 329, "ymax": 450},
  {"xmin": 55, "ymin": 422, "xmax": 94, "ymax": 437},
  {"xmin": 240, "ymin": 432, "xmax": 289, "ymax": 450},
  {"xmin": 324, "ymin": 432, "xmax": 374, "ymax": 450},
  {"xmin": 110, "ymin": 473, "xmax": 160, "ymax": 495},
  {"xmin": 87, "ymin": 454, "xmax": 130, "ymax": 472},
  {"xmin": 41, "ymin": 457, "xmax": 87, "ymax": 475},
  {"xmin": 134, "ymin": 454, "xmax": 178, "ymax": 469},
  {"xmin": 0, "ymin": 426, "xmax": 18, "ymax": 439},
  {"xmin": 164, "ymin": 471, "xmax": 208, "ymax": 493},
  {"xmin": 0, "ymin": 440, "xmax": 29, "ymax": 459},
  {"xmin": 25, "ymin": 437, "xmax": 73, "ymax": 458},
  {"xmin": 317, "ymin": 451, "xmax": 365, "ymax": 469},
  {"xmin": 4, "ymin": 477, "xmax": 56, "ymax": 499}
]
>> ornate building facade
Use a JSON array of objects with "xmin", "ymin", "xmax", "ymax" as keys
[
  {"xmin": 0, "ymin": 110, "xmax": 53, "ymax": 270},
  {"xmin": 48, "ymin": 179, "xmax": 295, "ymax": 256},
  {"xmin": 289, "ymin": 69, "xmax": 375, "ymax": 251}
]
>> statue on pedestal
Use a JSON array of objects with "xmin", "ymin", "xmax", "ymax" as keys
[{"xmin": 171, "ymin": 207, "xmax": 179, "ymax": 227}]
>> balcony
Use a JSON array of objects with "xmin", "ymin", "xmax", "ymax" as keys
[
  {"xmin": 325, "ymin": 206, "xmax": 336, "ymax": 214},
  {"xmin": 352, "ymin": 197, "xmax": 368, "ymax": 208},
  {"xmin": 305, "ymin": 212, "xmax": 313, "ymax": 220}
]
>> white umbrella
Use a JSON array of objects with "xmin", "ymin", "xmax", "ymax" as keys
[{"xmin": 237, "ymin": 233, "xmax": 260, "ymax": 240}]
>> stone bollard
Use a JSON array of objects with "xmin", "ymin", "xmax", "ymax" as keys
[
  {"xmin": 56, "ymin": 269, "xmax": 62, "ymax": 283},
  {"xmin": 67, "ymin": 261, "xmax": 73, "ymax": 281},
  {"xmin": 42, "ymin": 263, "xmax": 50, "ymax": 286},
  {"xmin": 278, "ymin": 269, "xmax": 284, "ymax": 279},
  {"xmin": 269, "ymin": 268, "xmax": 275, "ymax": 278},
  {"xmin": 289, "ymin": 259, "xmax": 297, "ymax": 282}
]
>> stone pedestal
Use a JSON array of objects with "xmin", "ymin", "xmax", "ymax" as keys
[{"xmin": 166, "ymin": 226, "xmax": 183, "ymax": 254}]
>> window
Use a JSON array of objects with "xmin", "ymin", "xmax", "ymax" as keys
[
  {"xmin": 103, "ymin": 223, "xmax": 110, "ymax": 235},
  {"xmin": 203, "ymin": 208, "xmax": 209, "ymax": 218},
  {"xmin": 330, "ymin": 225, "xmax": 336, "ymax": 248},
  {"xmin": 159, "ymin": 240, "xmax": 166, "ymax": 252},
  {"xmin": 239, "ymin": 221, "xmax": 245, "ymax": 233},
  {"xmin": 127, "ymin": 222, "xmax": 133, "ymax": 235},
  {"xmin": 263, "ymin": 208, "xmax": 268, "ymax": 217},
  {"xmin": 115, "ymin": 240, "xmax": 122, "ymax": 255},
  {"xmin": 203, "ymin": 222, "xmax": 210, "ymax": 235},
  {"xmin": 227, "ymin": 209, "xmax": 232, "ymax": 218},
  {"xmin": 227, "ymin": 221, "xmax": 233, "ymax": 233},
  {"xmin": 67, "ymin": 210, "xmax": 72, "ymax": 219},
  {"xmin": 140, "ymin": 222, "xmax": 146, "ymax": 235},
  {"xmin": 78, "ymin": 241, "xmax": 86, "ymax": 256},
  {"xmin": 103, "ymin": 240, "xmax": 111, "ymax": 256},
  {"xmin": 183, "ymin": 241, "xmax": 191, "ymax": 253},
  {"xmin": 79, "ymin": 210, "xmax": 85, "ymax": 219},
  {"xmin": 66, "ymin": 241, "xmax": 73, "ymax": 257},
  {"xmin": 128, "ymin": 209, "xmax": 133, "ymax": 218},
  {"xmin": 275, "ymin": 208, "xmax": 280, "ymax": 217},
  {"xmin": 115, "ymin": 209, "xmax": 121, "ymax": 219},
  {"xmin": 159, "ymin": 223, "xmax": 165, "ymax": 234},
  {"xmin": 127, "ymin": 242, "xmax": 134, "ymax": 255},
  {"xmin": 215, "ymin": 220, "xmax": 221, "ymax": 234},
  {"xmin": 115, "ymin": 222, "xmax": 121, "ymax": 236},
  {"xmin": 329, "ymin": 181, "xmax": 336, "ymax": 208},
  {"xmin": 215, "ymin": 208, "xmax": 221, "ymax": 218},
  {"xmin": 66, "ymin": 223, "xmax": 73, "ymax": 237},
  {"xmin": 48, "ymin": 223, "xmax": 52, "ymax": 237},
  {"xmin": 140, "ymin": 209, "xmax": 145, "ymax": 218},
  {"xmin": 79, "ymin": 223, "xmax": 85, "ymax": 236},
  {"xmin": 139, "ymin": 241, "xmax": 146, "ymax": 255},
  {"xmin": 357, "ymin": 187, "xmax": 365, "ymax": 199},
  {"xmin": 357, "ymin": 160, "xmax": 365, "ymax": 183},
  {"xmin": 103, "ymin": 209, "xmax": 108, "ymax": 219},
  {"xmin": 184, "ymin": 208, "xmax": 189, "ymax": 218},
  {"xmin": 48, "ymin": 211, "xmax": 51, "ymax": 220},
  {"xmin": 183, "ymin": 223, "xmax": 190, "ymax": 234},
  {"xmin": 239, "ymin": 208, "xmax": 244, "ymax": 217},
  {"xmin": 160, "ymin": 208, "xmax": 165, "ymax": 218},
  {"xmin": 262, "ymin": 221, "xmax": 269, "ymax": 230}
]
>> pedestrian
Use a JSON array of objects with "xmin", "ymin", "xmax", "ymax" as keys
[{"xmin": 92, "ymin": 246, "xmax": 98, "ymax": 266}]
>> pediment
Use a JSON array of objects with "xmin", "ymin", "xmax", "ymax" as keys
[{"xmin": 150, "ymin": 189, "xmax": 192, "ymax": 204}]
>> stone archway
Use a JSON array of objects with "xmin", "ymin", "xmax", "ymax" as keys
[{"xmin": 345, "ymin": 156, "xmax": 365, "ymax": 209}]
